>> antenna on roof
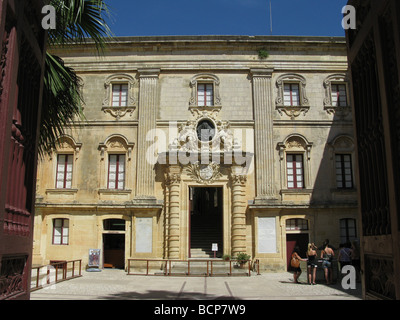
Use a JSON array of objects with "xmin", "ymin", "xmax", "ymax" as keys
[{"xmin": 269, "ymin": 0, "xmax": 273, "ymax": 35}]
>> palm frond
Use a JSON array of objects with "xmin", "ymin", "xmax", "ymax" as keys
[
  {"xmin": 39, "ymin": 0, "xmax": 113, "ymax": 155},
  {"xmin": 48, "ymin": 0, "xmax": 114, "ymax": 52},
  {"xmin": 39, "ymin": 52, "xmax": 84, "ymax": 157}
]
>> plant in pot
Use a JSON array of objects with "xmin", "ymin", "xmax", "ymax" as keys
[
  {"xmin": 236, "ymin": 252, "xmax": 251, "ymax": 268},
  {"xmin": 222, "ymin": 254, "xmax": 231, "ymax": 261}
]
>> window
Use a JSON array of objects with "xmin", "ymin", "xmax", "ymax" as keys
[
  {"xmin": 189, "ymin": 74, "xmax": 221, "ymax": 108},
  {"xmin": 323, "ymin": 74, "xmax": 350, "ymax": 116},
  {"xmin": 112, "ymin": 84, "xmax": 128, "ymax": 107},
  {"xmin": 56, "ymin": 154, "xmax": 73, "ymax": 189},
  {"xmin": 331, "ymin": 84, "xmax": 348, "ymax": 107},
  {"xmin": 102, "ymin": 74, "xmax": 136, "ymax": 119},
  {"xmin": 336, "ymin": 154, "xmax": 353, "ymax": 189},
  {"xmin": 53, "ymin": 219, "xmax": 69, "ymax": 245},
  {"xmin": 197, "ymin": 83, "xmax": 214, "ymax": 106},
  {"xmin": 103, "ymin": 219, "xmax": 126, "ymax": 231},
  {"xmin": 340, "ymin": 218, "xmax": 357, "ymax": 243},
  {"xmin": 276, "ymin": 74, "xmax": 309, "ymax": 119},
  {"xmin": 286, "ymin": 218, "xmax": 309, "ymax": 231},
  {"xmin": 287, "ymin": 154, "xmax": 304, "ymax": 189},
  {"xmin": 284, "ymin": 83, "xmax": 300, "ymax": 106},
  {"xmin": 108, "ymin": 154, "xmax": 125, "ymax": 190}
]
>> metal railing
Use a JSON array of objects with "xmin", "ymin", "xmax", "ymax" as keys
[
  {"xmin": 31, "ymin": 260, "xmax": 82, "ymax": 291},
  {"xmin": 127, "ymin": 259, "xmax": 260, "ymax": 277}
]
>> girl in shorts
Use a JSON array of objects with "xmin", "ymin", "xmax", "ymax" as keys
[
  {"xmin": 306, "ymin": 243, "xmax": 318, "ymax": 285},
  {"xmin": 321, "ymin": 242, "xmax": 335, "ymax": 284}
]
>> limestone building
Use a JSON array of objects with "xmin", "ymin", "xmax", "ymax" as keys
[{"xmin": 33, "ymin": 36, "xmax": 358, "ymax": 272}]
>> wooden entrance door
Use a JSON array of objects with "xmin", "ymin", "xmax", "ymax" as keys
[{"xmin": 0, "ymin": 1, "xmax": 47, "ymax": 300}]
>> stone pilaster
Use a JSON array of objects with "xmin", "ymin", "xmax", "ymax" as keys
[
  {"xmin": 166, "ymin": 166, "xmax": 181, "ymax": 259},
  {"xmin": 135, "ymin": 69, "xmax": 160, "ymax": 201},
  {"xmin": 251, "ymin": 68, "xmax": 277, "ymax": 202},
  {"xmin": 230, "ymin": 168, "xmax": 247, "ymax": 257}
]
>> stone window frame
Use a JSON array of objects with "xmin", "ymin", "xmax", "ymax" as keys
[
  {"xmin": 275, "ymin": 74, "xmax": 310, "ymax": 119},
  {"xmin": 98, "ymin": 134, "xmax": 134, "ymax": 193},
  {"xmin": 189, "ymin": 73, "xmax": 222, "ymax": 110},
  {"xmin": 47, "ymin": 135, "xmax": 82, "ymax": 193},
  {"xmin": 278, "ymin": 134, "xmax": 313, "ymax": 192},
  {"xmin": 323, "ymin": 74, "xmax": 351, "ymax": 116},
  {"xmin": 328, "ymin": 134, "xmax": 356, "ymax": 190},
  {"xmin": 102, "ymin": 74, "xmax": 137, "ymax": 120}
]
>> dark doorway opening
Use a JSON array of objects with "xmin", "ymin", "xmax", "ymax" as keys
[
  {"xmin": 189, "ymin": 187, "xmax": 223, "ymax": 258},
  {"xmin": 103, "ymin": 234, "xmax": 125, "ymax": 269},
  {"xmin": 286, "ymin": 233, "xmax": 309, "ymax": 271}
]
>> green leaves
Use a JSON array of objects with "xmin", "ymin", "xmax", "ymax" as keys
[
  {"xmin": 40, "ymin": 1, "xmax": 113, "ymax": 156},
  {"xmin": 40, "ymin": 52, "xmax": 84, "ymax": 157},
  {"xmin": 48, "ymin": 0, "xmax": 113, "ymax": 52}
]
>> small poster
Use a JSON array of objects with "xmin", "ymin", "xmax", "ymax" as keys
[
  {"xmin": 89, "ymin": 249, "xmax": 101, "ymax": 267},
  {"xmin": 212, "ymin": 243, "xmax": 218, "ymax": 252}
]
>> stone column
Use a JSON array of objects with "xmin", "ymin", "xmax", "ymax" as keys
[
  {"xmin": 251, "ymin": 68, "xmax": 277, "ymax": 202},
  {"xmin": 230, "ymin": 168, "xmax": 247, "ymax": 257},
  {"xmin": 135, "ymin": 68, "xmax": 160, "ymax": 201},
  {"xmin": 166, "ymin": 166, "xmax": 181, "ymax": 259}
]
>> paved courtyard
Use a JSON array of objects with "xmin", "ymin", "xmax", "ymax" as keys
[{"xmin": 30, "ymin": 269, "xmax": 362, "ymax": 301}]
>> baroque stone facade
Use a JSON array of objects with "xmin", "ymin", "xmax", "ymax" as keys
[{"xmin": 33, "ymin": 36, "xmax": 358, "ymax": 272}]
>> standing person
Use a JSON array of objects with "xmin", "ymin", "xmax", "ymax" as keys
[
  {"xmin": 291, "ymin": 246, "xmax": 307, "ymax": 284},
  {"xmin": 306, "ymin": 243, "xmax": 318, "ymax": 285},
  {"xmin": 321, "ymin": 242, "xmax": 335, "ymax": 285},
  {"xmin": 338, "ymin": 242, "xmax": 352, "ymax": 271}
]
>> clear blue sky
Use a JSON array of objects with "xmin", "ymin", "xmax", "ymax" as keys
[{"xmin": 105, "ymin": 0, "xmax": 349, "ymax": 37}]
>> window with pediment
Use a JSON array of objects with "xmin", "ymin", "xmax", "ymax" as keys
[
  {"xmin": 278, "ymin": 134, "xmax": 313, "ymax": 191},
  {"xmin": 328, "ymin": 135, "xmax": 355, "ymax": 190},
  {"xmin": 189, "ymin": 74, "xmax": 222, "ymax": 110},
  {"xmin": 49, "ymin": 135, "xmax": 82, "ymax": 191},
  {"xmin": 102, "ymin": 74, "xmax": 136, "ymax": 119},
  {"xmin": 323, "ymin": 74, "xmax": 351, "ymax": 117},
  {"xmin": 276, "ymin": 74, "xmax": 310, "ymax": 119},
  {"xmin": 99, "ymin": 135, "xmax": 134, "ymax": 192}
]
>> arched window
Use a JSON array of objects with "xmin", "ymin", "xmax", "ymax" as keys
[
  {"xmin": 99, "ymin": 135, "xmax": 134, "ymax": 191},
  {"xmin": 278, "ymin": 134, "xmax": 313, "ymax": 190},
  {"xmin": 329, "ymin": 135, "xmax": 355, "ymax": 189},
  {"xmin": 53, "ymin": 135, "xmax": 82, "ymax": 190}
]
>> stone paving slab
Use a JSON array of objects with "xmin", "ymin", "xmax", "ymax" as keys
[{"xmin": 30, "ymin": 269, "xmax": 362, "ymax": 301}]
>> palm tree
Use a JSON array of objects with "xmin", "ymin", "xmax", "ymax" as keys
[{"xmin": 40, "ymin": 0, "xmax": 113, "ymax": 156}]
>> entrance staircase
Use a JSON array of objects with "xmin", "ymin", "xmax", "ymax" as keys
[{"xmin": 190, "ymin": 215, "xmax": 222, "ymax": 258}]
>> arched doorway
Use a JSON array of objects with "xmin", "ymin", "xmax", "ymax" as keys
[{"xmin": 103, "ymin": 219, "xmax": 126, "ymax": 269}]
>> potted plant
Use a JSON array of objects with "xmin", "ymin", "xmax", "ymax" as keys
[
  {"xmin": 222, "ymin": 254, "xmax": 231, "ymax": 261},
  {"xmin": 236, "ymin": 252, "xmax": 251, "ymax": 268}
]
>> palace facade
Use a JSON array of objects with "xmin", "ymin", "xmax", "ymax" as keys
[{"xmin": 33, "ymin": 36, "xmax": 358, "ymax": 272}]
